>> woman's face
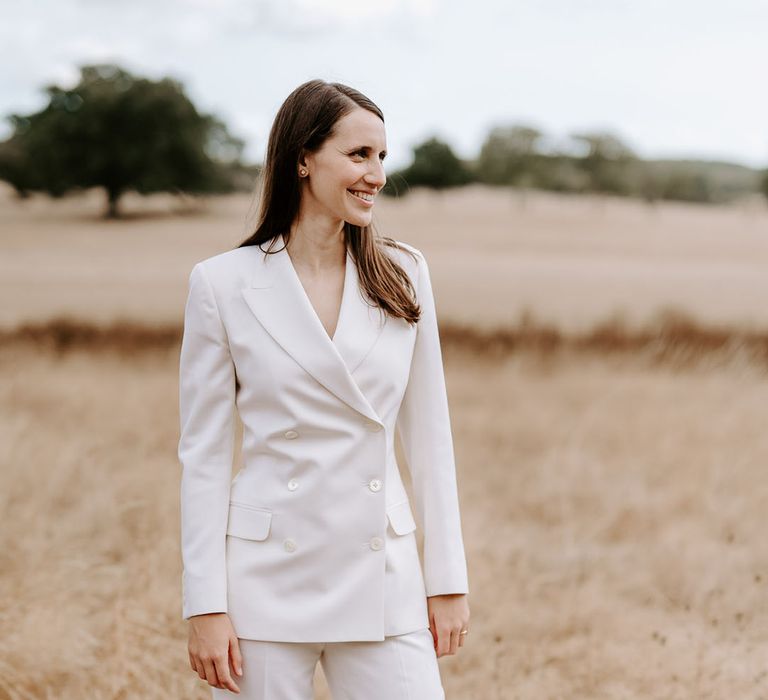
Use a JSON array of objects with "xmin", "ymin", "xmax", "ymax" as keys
[{"xmin": 300, "ymin": 106, "xmax": 387, "ymax": 229}]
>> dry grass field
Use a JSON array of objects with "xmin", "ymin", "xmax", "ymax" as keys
[
  {"xmin": 1, "ymin": 184, "xmax": 767, "ymax": 699},
  {"xmin": 2, "ymin": 183, "xmax": 768, "ymax": 333}
]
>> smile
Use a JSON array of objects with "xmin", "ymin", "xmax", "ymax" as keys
[{"xmin": 348, "ymin": 190, "xmax": 375, "ymax": 205}]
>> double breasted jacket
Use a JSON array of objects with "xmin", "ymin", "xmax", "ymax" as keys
[{"xmin": 177, "ymin": 232, "xmax": 469, "ymax": 642}]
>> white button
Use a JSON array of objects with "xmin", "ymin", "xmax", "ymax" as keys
[
  {"xmin": 284, "ymin": 430, "xmax": 299, "ymax": 439},
  {"xmin": 369, "ymin": 536, "xmax": 384, "ymax": 550},
  {"xmin": 288, "ymin": 479, "xmax": 299, "ymax": 491},
  {"xmin": 368, "ymin": 479, "xmax": 382, "ymax": 492},
  {"xmin": 365, "ymin": 420, "xmax": 382, "ymax": 432},
  {"xmin": 284, "ymin": 538, "xmax": 297, "ymax": 552}
]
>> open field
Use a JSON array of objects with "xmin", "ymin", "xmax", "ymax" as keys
[
  {"xmin": 2, "ymin": 183, "xmax": 768, "ymax": 333},
  {"xmin": 1, "ymin": 186, "xmax": 767, "ymax": 698}
]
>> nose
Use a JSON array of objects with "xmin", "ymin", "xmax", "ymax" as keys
[{"xmin": 365, "ymin": 159, "xmax": 386, "ymax": 190}]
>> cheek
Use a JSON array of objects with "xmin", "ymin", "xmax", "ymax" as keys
[
  {"xmin": 316, "ymin": 160, "xmax": 366, "ymax": 202},
  {"xmin": 316, "ymin": 175, "xmax": 348, "ymax": 203},
  {"xmin": 341, "ymin": 161, "xmax": 368, "ymax": 186}
]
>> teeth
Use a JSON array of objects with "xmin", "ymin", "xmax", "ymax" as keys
[{"xmin": 349, "ymin": 190, "xmax": 374, "ymax": 202}]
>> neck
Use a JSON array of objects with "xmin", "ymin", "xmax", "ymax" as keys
[{"xmin": 284, "ymin": 226, "xmax": 346, "ymax": 274}]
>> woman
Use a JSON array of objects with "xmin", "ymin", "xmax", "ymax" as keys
[{"xmin": 178, "ymin": 79, "xmax": 470, "ymax": 699}]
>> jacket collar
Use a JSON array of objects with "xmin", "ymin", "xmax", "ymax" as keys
[{"xmin": 240, "ymin": 234, "xmax": 385, "ymax": 424}]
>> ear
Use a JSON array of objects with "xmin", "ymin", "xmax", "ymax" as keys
[{"xmin": 297, "ymin": 149, "xmax": 311, "ymax": 176}]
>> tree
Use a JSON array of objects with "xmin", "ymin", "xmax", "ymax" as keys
[
  {"xmin": 0, "ymin": 63, "xmax": 245, "ymax": 218},
  {"xmin": 395, "ymin": 137, "xmax": 474, "ymax": 191},
  {"xmin": 476, "ymin": 124, "xmax": 544, "ymax": 185},
  {"xmin": 569, "ymin": 130, "xmax": 637, "ymax": 195}
]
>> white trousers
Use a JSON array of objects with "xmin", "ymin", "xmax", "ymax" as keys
[{"xmin": 211, "ymin": 627, "xmax": 445, "ymax": 700}]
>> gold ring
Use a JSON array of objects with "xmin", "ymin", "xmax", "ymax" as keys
[{"xmin": 459, "ymin": 629, "xmax": 468, "ymax": 635}]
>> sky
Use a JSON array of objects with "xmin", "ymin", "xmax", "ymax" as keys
[{"xmin": 1, "ymin": 0, "xmax": 766, "ymax": 170}]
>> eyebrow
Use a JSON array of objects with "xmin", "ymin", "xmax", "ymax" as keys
[{"xmin": 349, "ymin": 145, "xmax": 387, "ymax": 156}]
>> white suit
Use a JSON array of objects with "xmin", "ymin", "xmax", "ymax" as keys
[{"xmin": 178, "ymin": 233, "xmax": 469, "ymax": 643}]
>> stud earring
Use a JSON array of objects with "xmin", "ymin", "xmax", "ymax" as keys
[{"xmin": 299, "ymin": 168, "xmax": 307, "ymax": 177}]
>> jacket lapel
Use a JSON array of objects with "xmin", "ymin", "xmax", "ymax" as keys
[
  {"xmin": 240, "ymin": 235, "xmax": 385, "ymax": 425},
  {"xmin": 332, "ymin": 244, "xmax": 388, "ymax": 375}
]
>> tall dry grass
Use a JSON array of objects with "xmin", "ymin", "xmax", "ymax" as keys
[
  {"xmin": 2, "ymin": 310, "xmax": 767, "ymax": 368},
  {"xmin": 1, "ymin": 330, "xmax": 767, "ymax": 698}
]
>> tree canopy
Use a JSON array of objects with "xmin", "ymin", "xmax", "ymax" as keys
[
  {"xmin": 392, "ymin": 137, "xmax": 473, "ymax": 191},
  {"xmin": 0, "ymin": 63, "xmax": 245, "ymax": 217}
]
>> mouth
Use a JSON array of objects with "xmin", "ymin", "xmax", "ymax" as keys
[{"xmin": 348, "ymin": 189, "xmax": 375, "ymax": 206}]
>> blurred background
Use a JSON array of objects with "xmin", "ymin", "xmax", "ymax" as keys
[{"xmin": 1, "ymin": 1, "xmax": 767, "ymax": 698}]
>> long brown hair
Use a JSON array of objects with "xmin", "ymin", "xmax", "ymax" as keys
[{"xmin": 236, "ymin": 79, "xmax": 421, "ymax": 324}]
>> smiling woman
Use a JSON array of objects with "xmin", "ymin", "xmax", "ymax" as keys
[
  {"xmin": 238, "ymin": 80, "xmax": 421, "ymax": 326},
  {"xmin": 177, "ymin": 79, "xmax": 470, "ymax": 700},
  {"xmin": 300, "ymin": 105, "xmax": 388, "ymax": 222}
]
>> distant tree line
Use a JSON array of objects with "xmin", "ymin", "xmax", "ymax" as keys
[
  {"xmin": 0, "ymin": 64, "xmax": 766, "ymax": 218},
  {"xmin": 384, "ymin": 126, "xmax": 766, "ymax": 205}
]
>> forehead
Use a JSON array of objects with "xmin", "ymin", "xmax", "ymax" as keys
[{"xmin": 332, "ymin": 107, "xmax": 386, "ymax": 147}]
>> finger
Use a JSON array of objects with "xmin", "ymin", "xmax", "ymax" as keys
[
  {"xmin": 215, "ymin": 653, "xmax": 240, "ymax": 693},
  {"xmin": 192, "ymin": 655, "xmax": 206, "ymax": 681},
  {"xmin": 430, "ymin": 617, "xmax": 441, "ymax": 657},
  {"xmin": 458, "ymin": 631, "xmax": 465, "ymax": 648},
  {"xmin": 449, "ymin": 627, "xmax": 460, "ymax": 655},
  {"xmin": 188, "ymin": 650, "xmax": 197, "ymax": 672},
  {"xmin": 230, "ymin": 637, "xmax": 244, "ymax": 677},
  {"xmin": 202, "ymin": 658, "xmax": 221, "ymax": 689},
  {"xmin": 437, "ymin": 626, "xmax": 450, "ymax": 658},
  {"xmin": 429, "ymin": 617, "xmax": 438, "ymax": 651}
]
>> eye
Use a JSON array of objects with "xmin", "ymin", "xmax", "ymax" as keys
[{"xmin": 350, "ymin": 149, "xmax": 386, "ymax": 162}]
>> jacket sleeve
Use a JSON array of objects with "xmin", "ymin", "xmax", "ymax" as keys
[
  {"xmin": 178, "ymin": 262, "xmax": 237, "ymax": 619},
  {"xmin": 395, "ymin": 248, "xmax": 469, "ymax": 597}
]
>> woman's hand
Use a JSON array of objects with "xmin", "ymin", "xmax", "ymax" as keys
[
  {"xmin": 427, "ymin": 593, "xmax": 470, "ymax": 658},
  {"xmin": 188, "ymin": 612, "xmax": 243, "ymax": 693}
]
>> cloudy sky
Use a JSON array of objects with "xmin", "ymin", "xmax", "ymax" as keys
[{"xmin": 2, "ymin": 0, "xmax": 766, "ymax": 170}]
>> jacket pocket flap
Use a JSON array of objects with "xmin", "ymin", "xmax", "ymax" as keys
[
  {"xmin": 227, "ymin": 502, "xmax": 272, "ymax": 541},
  {"xmin": 386, "ymin": 500, "xmax": 417, "ymax": 536}
]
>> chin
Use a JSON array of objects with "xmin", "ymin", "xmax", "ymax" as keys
[{"xmin": 345, "ymin": 212, "xmax": 373, "ymax": 228}]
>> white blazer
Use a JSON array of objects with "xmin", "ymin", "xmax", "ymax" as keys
[{"xmin": 178, "ymin": 233, "xmax": 469, "ymax": 643}]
